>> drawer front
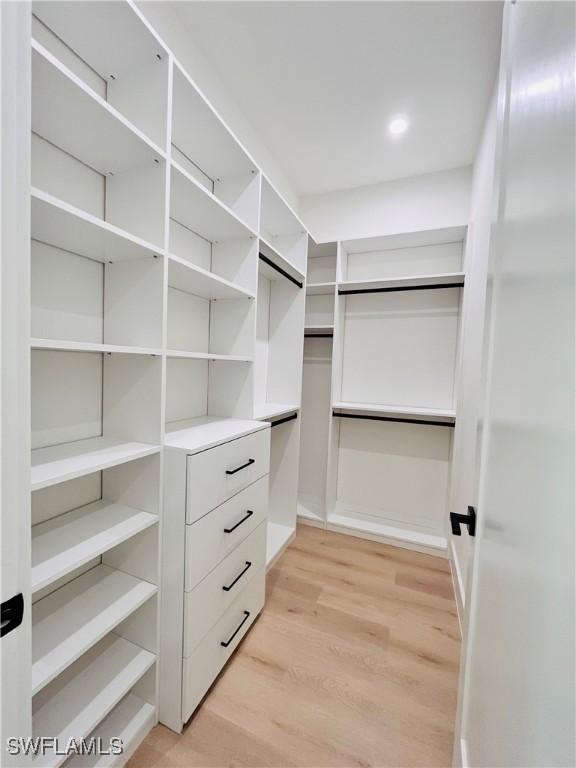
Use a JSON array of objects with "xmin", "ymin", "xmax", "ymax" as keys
[
  {"xmin": 184, "ymin": 522, "xmax": 266, "ymax": 655},
  {"xmin": 182, "ymin": 568, "xmax": 265, "ymax": 722},
  {"xmin": 185, "ymin": 475, "xmax": 268, "ymax": 590},
  {"xmin": 186, "ymin": 428, "xmax": 270, "ymax": 524}
]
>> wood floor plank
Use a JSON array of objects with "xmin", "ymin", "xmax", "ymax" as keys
[{"xmin": 129, "ymin": 524, "xmax": 461, "ymax": 767}]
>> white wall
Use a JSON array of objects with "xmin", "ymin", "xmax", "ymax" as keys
[
  {"xmin": 449, "ymin": 88, "xmax": 498, "ymax": 614},
  {"xmin": 135, "ymin": 1, "xmax": 299, "ymax": 211},
  {"xmin": 300, "ymin": 166, "xmax": 472, "ymax": 243}
]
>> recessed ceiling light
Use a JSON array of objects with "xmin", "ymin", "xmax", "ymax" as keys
[{"xmin": 388, "ymin": 115, "xmax": 409, "ymax": 137}]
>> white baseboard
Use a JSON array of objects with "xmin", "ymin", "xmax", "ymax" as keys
[{"xmin": 326, "ymin": 512, "xmax": 448, "ymax": 558}]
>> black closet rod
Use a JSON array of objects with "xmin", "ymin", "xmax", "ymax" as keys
[
  {"xmin": 332, "ymin": 411, "xmax": 454, "ymax": 428},
  {"xmin": 338, "ymin": 281, "xmax": 464, "ymax": 295},
  {"xmin": 259, "ymin": 253, "xmax": 303, "ymax": 289},
  {"xmin": 304, "ymin": 332, "xmax": 333, "ymax": 338},
  {"xmin": 270, "ymin": 412, "xmax": 298, "ymax": 428}
]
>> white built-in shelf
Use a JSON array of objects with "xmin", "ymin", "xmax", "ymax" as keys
[
  {"xmin": 332, "ymin": 402, "xmax": 456, "ymax": 424},
  {"xmin": 31, "ymin": 437, "xmax": 160, "ymax": 492},
  {"xmin": 260, "ymin": 176, "xmax": 306, "ymax": 239},
  {"xmin": 66, "ymin": 693, "xmax": 155, "ymax": 767},
  {"xmin": 338, "ymin": 272, "xmax": 465, "ymax": 293},
  {"xmin": 304, "ymin": 325, "xmax": 334, "ymax": 335},
  {"xmin": 166, "ymin": 349, "xmax": 253, "ymax": 363},
  {"xmin": 306, "ymin": 282, "xmax": 336, "ymax": 295},
  {"xmin": 33, "ymin": 635, "xmax": 155, "ymax": 768},
  {"xmin": 31, "ymin": 189, "xmax": 163, "ymax": 264},
  {"xmin": 327, "ymin": 512, "xmax": 447, "ymax": 553},
  {"xmin": 32, "ymin": 564, "xmax": 157, "ymax": 695},
  {"xmin": 341, "ymin": 225, "xmax": 468, "ymax": 254},
  {"xmin": 171, "ymin": 161, "xmax": 256, "ymax": 242},
  {"xmin": 266, "ymin": 522, "xmax": 295, "ymax": 567},
  {"xmin": 259, "ymin": 237, "xmax": 305, "ymax": 285},
  {"xmin": 164, "ymin": 416, "xmax": 268, "ymax": 454},
  {"xmin": 32, "ymin": 40, "xmax": 164, "ymax": 176},
  {"xmin": 31, "ymin": 339, "xmax": 162, "ymax": 356},
  {"xmin": 254, "ymin": 403, "xmax": 300, "ymax": 421},
  {"xmin": 32, "ymin": 501, "xmax": 158, "ymax": 593},
  {"xmin": 168, "ymin": 254, "xmax": 254, "ymax": 301},
  {"xmin": 172, "ymin": 62, "xmax": 256, "ymax": 183}
]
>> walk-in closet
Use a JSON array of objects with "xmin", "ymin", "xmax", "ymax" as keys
[{"xmin": 2, "ymin": 2, "xmax": 574, "ymax": 767}]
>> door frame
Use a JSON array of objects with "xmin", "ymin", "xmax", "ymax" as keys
[{"xmin": 0, "ymin": 0, "xmax": 32, "ymax": 760}]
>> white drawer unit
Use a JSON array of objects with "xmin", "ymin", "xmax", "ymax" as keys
[
  {"xmin": 186, "ymin": 428, "xmax": 270, "ymax": 524},
  {"xmin": 182, "ymin": 568, "xmax": 265, "ymax": 722},
  {"xmin": 185, "ymin": 475, "xmax": 268, "ymax": 590},
  {"xmin": 160, "ymin": 418, "xmax": 271, "ymax": 732},
  {"xmin": 184, "ymin": 521, "xmax": 266, "ymax": 655}
]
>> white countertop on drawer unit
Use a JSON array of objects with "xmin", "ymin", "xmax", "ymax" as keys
[{"xmin": 164, "ymin": 417, "xmax": 269, "ymax": 454}]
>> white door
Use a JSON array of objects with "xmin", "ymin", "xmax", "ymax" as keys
[
  {"xmin": 455, "ymin": 1, "xmax": 575, "ymax": 766},
  {"xmin": 0, "ymin": 1, "xmax": 31, "ymax": 762}
]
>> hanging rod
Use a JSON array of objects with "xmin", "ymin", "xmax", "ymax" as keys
[
  {"xmin": 259, "ymin": 253, "xmax": 303, "ymax": 289},
  {"xmin": 304, "ymin": 332, "xmax": 333, "ymax": 338},
  {"xmin": 270, "ymin": 412, "xmax": 298, "ymax": 428},
  {"xmin": 332, "ymin": 411, "xmax": 454, "ymax": 427},
  {"xmin": 338, "ymin": 281, "xmax": 464, "ymax": 295}
]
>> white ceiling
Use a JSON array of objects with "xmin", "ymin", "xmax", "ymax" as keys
[{"xmin": 172, "ymin": 1, "xmax": 503, "ymax": 197}]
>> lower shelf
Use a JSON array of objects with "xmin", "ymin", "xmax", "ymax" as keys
[
  {"xmin": 32, "ymin": 501, "xmax": 158, "ymax": 594},
  {"xmin": 266, "ymin": 522, "xmax": 295, "ymax": 567},
  {"xmin": 33, "ymin": 565, "xmax": 157, "ymax": 695},
  {"xmin": 66, "ymin": 693, "xmax": 155, "ymax": 767},
  {"xmin": 327, "ymin": 511, "xmax": 447, "ymax": 554},
  {"xmin": 33, "ymin": 635, "xmax": 155, "ymax": 768}
]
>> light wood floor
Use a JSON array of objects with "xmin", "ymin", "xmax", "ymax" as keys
[{"xmin": 129, "ymin": 525, "xmax": 461, "ymax": 768}]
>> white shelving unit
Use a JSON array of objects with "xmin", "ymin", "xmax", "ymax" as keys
[
  {"xmin": 298, "ymin": 229, "xmax": 467, "ymax": 554},
  {"xmin": 26, "ymin": 2, "xmax": 308, "ymax": 758},
  {"xmin": 298, "ymin": 241, "xmax": 337, "ymax": 526}
]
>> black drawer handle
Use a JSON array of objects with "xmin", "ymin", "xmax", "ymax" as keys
[
  {"xmin": 220, "ymin": 610, "xmax": 250, "ymax": 648},
  {"xmin": 224, "ymin": 509, "xmax": 253, "ymax": 534},
  {"xmin": 222, "ymin": 561, "xmax": 252, "ymax": 592},
  {"xmin": 226, "ymin": 458, "xmax": 255, "ymax": 476}
]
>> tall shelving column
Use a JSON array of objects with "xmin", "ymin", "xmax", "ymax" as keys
[
  {"xmin": 29, "ymin": 2, "xmax": 170, "ymax": 762},
  {"xmin": 297, "ymin": 240, "xmax": 337, "ymax": 527},
  {"xmin": 323, "ymin": 228, "xmax": 467, "ymax": 554},
  {"xmin": 256, "ymin": 177, "xmax": 308, "ymax": 565}
]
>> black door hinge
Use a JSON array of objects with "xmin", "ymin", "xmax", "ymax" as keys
[
  {"xmin": 450, "ymin": 506, "xmax": 476, "ymax": 537},
  {"xmin": 1, "ymin": 593, "xmax": 24, "ymax": 638}
]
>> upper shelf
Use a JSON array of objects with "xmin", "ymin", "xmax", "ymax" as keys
[
  {"xmin": 307, "ymin": 281, "xmax": 336, "ymax": 295},
  {"xmin": 341, "ymin": 226, "xmax": 468, "ymax": 255},
  {"xmin": 259, "ymin": 237, "xmax": 305, "ymax": 285},
  {"xmin": 253, "ymin": 403, "xmax": 300, "ymax": 421},
  {"xmin": 338, "ymin": 272, "xmax": 465, "ymax": 294},
  {"xmin": 166, "ymin": 350, "xmax": 254, "ymax": 363},
  {"xmin": 332, "ymin": 401, "xmax": 456, "ymax": 425},
  {"xmin": 31, "ymin": 189, "xmax": 162, "ymax": 264},
  {"xmin": 168, "ymin": 254, "xmax": 255, "ymax": 301},
  {"xmin": 170, "ymin": 162, "xmax": 256, "ymax": 243},
  {"xmin": 33, "ymin": 2, "xmax": 168, "ymax": 102},
  {"xmin": 260, "ymin": 177, "xmax": 306, "ymax": 238},
  {"xmin": 32, "ymin": 40, "xmax": 164, "ymax": 176},
  {"xmin": 31, "ymin": 339, "xmax": 162, "ymax": 356},
  {"xmin": 31, "ymin": 437, "xmax": 160, "ymax": 492},
  {"xmin": 172, "ymin": 62, "xmax": 256, "ymax": 183}
]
